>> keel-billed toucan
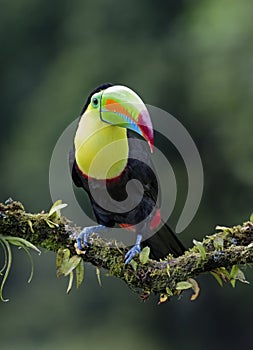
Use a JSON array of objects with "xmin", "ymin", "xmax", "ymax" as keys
[{"xmin": 70, "ymin": 83, "xmax": 185, "ymax": 263}]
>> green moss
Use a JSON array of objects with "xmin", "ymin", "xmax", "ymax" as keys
[{"xmin": 1, "ymin": 200, "xmax": 253, "ymax": 299}]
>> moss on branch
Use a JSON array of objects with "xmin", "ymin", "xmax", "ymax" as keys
[{"xmin": 0, "ymin": 199, "xmax": 253, "ymax": 301}]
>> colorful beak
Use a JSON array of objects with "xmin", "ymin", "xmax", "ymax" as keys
[{"xmin": 100, "ymin": 85, "xmax": 154, "ymax": 152}]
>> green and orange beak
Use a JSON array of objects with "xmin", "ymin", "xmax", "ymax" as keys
[{"xmin": 90, "ymin": 85, "xmax": 154, "ymax": 152}]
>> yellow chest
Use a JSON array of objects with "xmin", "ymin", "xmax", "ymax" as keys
[{"xmin": 74, "ymin": 109, "xmax": 129, "ymax": 179}]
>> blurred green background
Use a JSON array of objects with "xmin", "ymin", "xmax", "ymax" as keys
[{"xmin": 1, "ymin": 0, "xmax": 253, "ymax": 349}]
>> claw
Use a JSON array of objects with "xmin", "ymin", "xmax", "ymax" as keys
[
  {"xmin": 124, "ymin": 244, "xmax": 141, "ymax": 264},
  {"xmin": 76, "ymin": 225, "xmax": 106, "ymax": 251},
  {"xmin": 124, "ymin": 234, "xmax": 142, "ymax": 264}
]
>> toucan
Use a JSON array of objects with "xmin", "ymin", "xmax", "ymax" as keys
[{"xmin": 69, "ymin": 83, "xmax": 185, "ymax": 263}]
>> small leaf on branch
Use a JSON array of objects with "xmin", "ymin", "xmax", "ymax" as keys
[
  {"xmin": 27, "ymin": 220, "xmax": 34, "ymax": 233},
  {"xmin": 45, "ymin": 219, "xmax": 59, "ymax": 228},
  {"xmin": 211, "ymin": 267, "xmax": 231, "ymax": 287},
  {"xmin": 56, "ymin": 248, "xmax": 81, "ymax": 277},
  {"xmin": 63, "ymin": 256, "xmax": 82, "ymax": 276},
  {"xmin": 236, "ymin": 269, "xmax": 249, "ymax": 284},
  {"xmin": 96, "ymin": 267, "xmax": 102, "ymax": 287},
  {"xmin": 76, "ymin": 260, "xmax": 85, "ymax": 288},
  {"xmin": 210, "ymin": 271, "xmax": 223, "ymax": 287},
  {"xmin": 0, "ymin": 238, "xmax": 11, "ymax": 302},
  {"xmin": 56, "ymin": 248, "xmax": 64, "ymax": 277},
  {"xmin": 139, "ymin": 246, "xmax": 150, "ymax": 264},
  {"xmin": 4, "ymin": 236, "xmax": 41, "ymax": 255},
  {"xmin": 176, "ymin": 281, "xmax": 192, "ymax": 290},
  {"xmin": 166, "ymin": 287, "xmax": 173, "ymax": 297},
  {"xmin": 66, "ymin": 271, "xmax": 74, "ymax": 294},
  {"xmin": 188, "ymin": 278, "xmax": 200, "ymax": 301},
  {"xmin": 130, "ymin": 259, "xmax": 137, "ymax": 271},
  {"xmin": 56, "ymin": 248, "xmax": 70, "ymax": 277},
  {"xmin": 229, "ymin": 265, "xmax": 239, "ymax": 288},
  {"xmin": 193, "ymin": 240, "xmax": 206, "ymax": 260},
  {"xmin": 215, "ymin": 225, "xmax": 233, "ymax": 233},
  {"xmin": 48, "ymin": 200, "xmax": 68, "ymax": 220},
  {"xmin": 219, "ymin": 267, "xmax": 230, "ymax": 281}
]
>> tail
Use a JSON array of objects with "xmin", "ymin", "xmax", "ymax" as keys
[{"xmin": 143, "ymin": 222, "xmax": 185, "ymax": 260}]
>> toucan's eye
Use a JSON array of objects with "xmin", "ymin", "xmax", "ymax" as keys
[{"xmin": 91, "ymin": 97, "xmax": 99, "ymax": 108}]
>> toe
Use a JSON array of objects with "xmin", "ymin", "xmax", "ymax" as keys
[{"xmin": 124, "ymin": 245, "xmax": 141, "ymax": 264}]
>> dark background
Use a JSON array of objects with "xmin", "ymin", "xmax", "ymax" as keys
[{"xmin": 1, "ymin": 0, "xmax": 252, "ymax": 349}]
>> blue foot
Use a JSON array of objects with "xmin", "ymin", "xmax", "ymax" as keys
[
  {"xmin": 125, "ymin": 244, "xmax": 141, "ymax": 264},
  {"xmin": 76, "ymin": 225, "xmax": 105, "ymax": 250},
  {"xmin": 124, "ymin": 234, "xmax": 142, "ymax": 264}
]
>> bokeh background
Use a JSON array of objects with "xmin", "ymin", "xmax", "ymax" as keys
[{"xmin": 1, "ymin": 0, "xmax": 253, "ymax": 349}]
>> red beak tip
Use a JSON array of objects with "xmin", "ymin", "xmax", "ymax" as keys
[{"xmin": 149, "ymin": 141, "xmax": 154, "ymax": 153}]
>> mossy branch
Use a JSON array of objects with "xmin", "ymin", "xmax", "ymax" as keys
[{"xmin": 0, "ymin": 200, "xmax": 253, "ymax": 301}]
